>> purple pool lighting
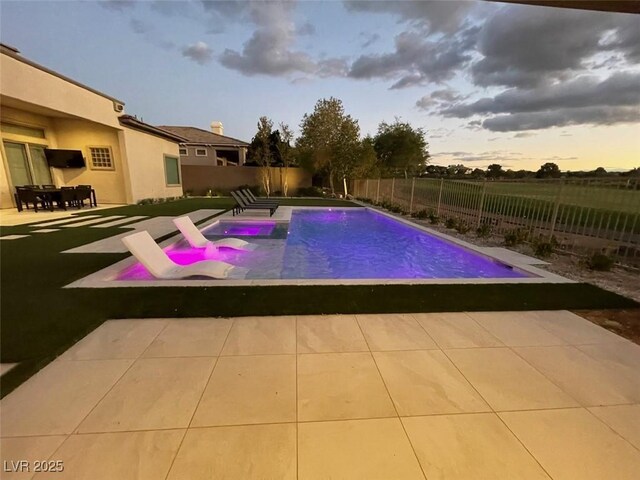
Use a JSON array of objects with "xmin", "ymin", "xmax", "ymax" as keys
[
  {"xmin": 280, "ymin": 210, "xmax": 530, "ymax": 279},
  {"xmin": 117, "ymin": 245, "xmax": 249, "ymax": 280},
  {"xmin": 204, "ymin": 221, "xmax": 276, "ymax": 236}
]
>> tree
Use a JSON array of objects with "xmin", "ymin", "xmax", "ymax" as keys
[
  {"xmin": 471, "ymin": 168, "xmax": 486, "ymax": 178},
  {"xmin": 486, "ymin": 164, "xmax": 504, "ymax": 179},
  {"xmin": 536, "ymin": 162, "xmax": 561, "ymax": 179},
  {"xmin": 297, "ymin": 97, "xmax": 361, "ymax": 193},
  {"xmin": 374, "ymin": 119, "xmax": 429, "ymax": 178},
  {"xmin": 352, "ymin": 136, "xmax": 380, "ymax": 179},
  {"xmin": 277, "ymin": 123, "xmax": 295, "ymax": 197},
  {"xmin": 253, "ymin": 116, "xmax": 274, "ymax": 195}
]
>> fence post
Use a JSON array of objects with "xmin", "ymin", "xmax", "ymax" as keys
[
  {"xmin": 376, "ymin": 178, "xmax": 381, "ymax": 203},
  {"xmin": 390, "ymin": 178, "xmax": 395, "ymax": 203},
  {"xmin": 409, "ymin": 177, "xmax": 416, "ymax": 214},
  {"xmin": 476, "ymin": 180, "xmax": 487, "ymax": 228},
  {"xmin": 365, "ymin": 179, "xmax": 369, "ymax": 199},
  {"xmin": 549, "ymin": 180, "xmax": 564, "ymax": 237},
  {"xmin": 436, "ymin": 178, "xmax": 444, "ymax": 215}
]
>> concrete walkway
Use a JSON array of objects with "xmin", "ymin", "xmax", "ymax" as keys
[
  {"xmin": 1, "ymin": 311, "xmax": 639, "ymax": 479},
  {"xmin": 0, "ymin": 205, "xmax": 126, "ymax": 227}
]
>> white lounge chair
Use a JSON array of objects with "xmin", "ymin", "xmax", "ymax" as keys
[
  {"xmin": 173, "ymin": 216, "xmax": 256, "ymax": 251},
  {"xmin": 121, "ymin": 231, "xmax": 241, "ymax": 279}
]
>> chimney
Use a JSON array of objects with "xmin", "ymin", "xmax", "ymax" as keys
[{"xmin": 210, "ymin": 121, "xmax": 223, "ymax": 136}]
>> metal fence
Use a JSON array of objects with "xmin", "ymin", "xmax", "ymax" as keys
[{"xmin": 353, "ymin": 177, "xmax": 640, "ymax": 265}]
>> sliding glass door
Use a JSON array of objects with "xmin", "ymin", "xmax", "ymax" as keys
[{"xmin": 3, "ymin": 141, "xmax": 52, "ymax": 186}]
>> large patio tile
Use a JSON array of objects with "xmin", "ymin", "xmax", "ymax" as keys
[
  {"xmin": 402, "ymin": 413, "xmax": 550, "ymax": 480},
  {"xmin": 412, "ymin": 312, "xmax": 503, "ymax": 349},
  {"xmin": 34, "ymin": 430, "xmax": 184, "ymax": 480},
  {"xmin": 577, "ymin": 341, "xmax": 640, "ymax": 372},
  {"xmin": 1, "ymin": 436, "xmax": 67, "ymax": 480},
  {"xmin": 373, "ymin": 350, "xmax": 489, "ymax": 416},
  {"xmin": 1, "ymin": 359, "xmax": 132, "ymax": 436},
  {"xmin": 142, "ymin": 318, "xmax": 233, "ymax": 358},
  {"xmin": 297, "ymin": 315, "xmax": 369, "ymax": 353},
  {"xmin": 466, "ymin": 311, "xmax": 566, "ymax": 347},
  {"xmin": 356, "ymin": 314, "xmax": 437, "ymax": 351},
  {"xmin": 298, "ymin": 418, "xmax": 425, "ymax": 480},
  {"xmin": 191, "ymin": 354, "xmax": 295, "ymax": 427},
  {"xmin": 221, "ymin": 316, "xmax": 296, "ymax": 355},
  {"xmin": 588, "ymin": 405, "xmax": 640, "ymax": 450},
  {"xmin": 446, "ymin": 348, "xmax": 579, "ymax": 411},
  {"xmin": 298, "ymin": 352, "xmax": 395, "ymax": 421},
  {"xmin": 500, "ymin": 408, "xmax": 640, "ymax": 480},
  {"xmin": 78, "ymin": 357, "xmax": 215, "ymax": 433},
  {"xmin": 59, "ymin": 319, "xmax": 168, "ymax": 360},
  {"xmin": 515, "ymin": 346, "xmax": 640, "ymax": 405},
  {"xmin": 167, "ymin": 424, "xmax": 296, "ymax": 480},
  {"xmin": 530, "ymin": 310, "xmax": 626, "ymax": 345}
]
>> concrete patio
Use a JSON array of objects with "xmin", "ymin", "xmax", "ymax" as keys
[{"xmin": 1, "ymin": 311, "xmax": 639, "ymax": 479}]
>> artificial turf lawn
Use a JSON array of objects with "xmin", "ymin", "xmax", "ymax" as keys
[{"xmin": 1, "ymin": 197, "xmax": 638, "ymax": 397}]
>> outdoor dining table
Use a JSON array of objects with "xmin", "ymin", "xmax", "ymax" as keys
[{"xmin": 15, "ymin": 187, "xmax": 97, "ymax": 212}]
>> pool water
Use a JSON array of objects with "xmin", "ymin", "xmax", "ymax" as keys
[
  {"xmin": 117, "ymin": 209, "xmax": 530, "ymax": 280},
  {"xmin": 204, "ymin": 221, "xmax": 276, "ymax": 236},
  {"xmin": 280, "ymin": 210, "xmax": 527, "ymax": 279}
]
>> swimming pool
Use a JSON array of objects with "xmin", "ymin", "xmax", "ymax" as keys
[{"xmin": 116, "ymin": 208, "xmax": 530, "ymax": 281}]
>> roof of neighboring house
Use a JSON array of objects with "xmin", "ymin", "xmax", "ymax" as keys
[
  {"xmin": 1, "ymin": 43, "xmax": 125, "ymax": 105},
  {"xmin": 119, "ymin": 115, "xmax": 188, "ymax": 143},
  {"xmin": 157, "ymin": 126, "xmax": 250, "ymax": 148}
]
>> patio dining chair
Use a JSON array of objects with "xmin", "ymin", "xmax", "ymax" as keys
[
  {"xmin": 173, "ymin": 216, "xmax": 257, "ymax": 251},
  {"xmin": 57, "ymin": 186, "xmax": 79, "ymax": 210},
  {"xmin": 122, "ymin": 231, "xmax": 246, "ymax": 279},
  {"xmin": 15, "ymin": 186, "xmax": 47, "ymax": 212},
  {"xmin": 75, "ymin": 185, "xmax": 93, "ymax": 207}
]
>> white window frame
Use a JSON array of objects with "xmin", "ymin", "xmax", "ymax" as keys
[
  {"xmin": 88, "ymin": 146, "xmax": 114, "ymax": 171},
  {"xmin": 195, "ymin": 148, "xmax": 207, "ymax": 156},
  {"xmin": 179, "ymin": 147, "xmax": 188, "ymax": 155}
]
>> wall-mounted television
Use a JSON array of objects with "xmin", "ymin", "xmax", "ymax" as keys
[{"xmin": 45, "ymin": 149, "xmax": 85, "ymax": 169}]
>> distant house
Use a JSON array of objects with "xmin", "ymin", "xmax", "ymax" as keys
[
  {"xmin": 0, "ymin": 44, "xmax": 187, "ymax": 208},
  {"xmin": 158, "ymin": 123, "xmax": 249, "ymax": 167}
]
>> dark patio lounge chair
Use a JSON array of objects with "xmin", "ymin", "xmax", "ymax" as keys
[
  {"xmin": 230, "ymin": 191, "xmax": 278, "ymax": 217},
  {"xmin": 242, "ymin": 189, "xmax": 279, "ymax": 206}
]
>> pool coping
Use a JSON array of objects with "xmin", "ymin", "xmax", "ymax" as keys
[{"xmin": 65, "ymin": 206, "xmax": 573, "ymax": 289}]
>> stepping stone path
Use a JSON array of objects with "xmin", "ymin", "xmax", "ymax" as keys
[{"xmin": 64, "ymin": 209, "xmax": 222, "ymax": 253}]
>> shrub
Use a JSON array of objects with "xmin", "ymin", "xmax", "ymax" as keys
[
  {"xmin": 297, "ymin": 186, "xmax": 324, "ymax": 197},
  {"xmin": 587, "ymin": 253, "xmax": 615, "ymax": 271},
  {"xmin": 444, "ymin": 217, "xmax": 458, "ymax": 229},
  {"xmin": 476, "ymin": 223, "xmax": 492, "ymax": 238},
  {"xmin": 428, "ymin": 213, "xmax": 440, "ymax": 224},
  {"xmin": 531, "ymin": 235, "xmax": 558, "ymax": 258},
  {"xmin": 455, "ymin": 221, "xmax": 471, "ymax": 234},
  {"xmin": 504, "ymin": 228, "xmax": 529, "ymax": 246},
  {"xmin": 411, "ymin": 209, "xmax": 430, "ymax": 220}
]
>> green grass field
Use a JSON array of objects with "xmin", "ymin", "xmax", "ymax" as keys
[
  {"xmin": 375, "ymin": 179, "xmax": 640, "ymax": 235},
  {"xmin": 1, "ymin": 196, "xmax": 637, "ymax": 397}
]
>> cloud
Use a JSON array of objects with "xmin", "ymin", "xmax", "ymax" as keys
[
  {"xmin": 344, "ymin": 0, "xmax": 476, "ymax": 34},
  {"xmin": 296, "ymin": 22, "xmax": 315, "ymax": 36},
  {"xmin": 416, "ymin": 88, "xmax": 466, "ymax": 110},
  {"xmin": 348, "ymin": 28, "xmax": 478, "ymax": 88},
  {"xmin": 431, "ymin": 149, "xmax": 527, "ymax": 166},
  {"xmin": 514, "ymin": 132, "xmax": 536, "ymax": 138},
  {"xmin": 218, "ymin": 1, "xmax": 319, "ymax": 76},
  {"xmin": 471, "ymin": 5, "xmax": 639, "ymax": 88},
  {"xmin": 182, "ymin": 41, "xmax": 213, "ymax": 65},
  {"xmin": 100, "ymin": 0, "xmax": 135, "ymax": 11},
  {"xmin": 482, "ymin": 106, "xmax": 639, "ymax": 132},
  {"xmin": 441, "ymin": 72, "xmax": 640, "ymax": 131}
]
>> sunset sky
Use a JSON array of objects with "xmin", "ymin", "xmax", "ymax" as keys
[{"xmin": 2, "ymin": 0, "xmax": 639, "ymax": 171}]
